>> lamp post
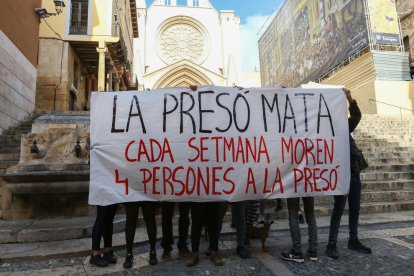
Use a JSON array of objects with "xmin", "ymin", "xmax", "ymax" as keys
[{"xmin": 35, "ymin": 0, "xmax": 66, "ymax": 19}]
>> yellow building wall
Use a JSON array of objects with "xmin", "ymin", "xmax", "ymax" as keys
[
  {"xmin": 374, "ymin": 80, "xmax": 414, "ymax": 115},
  {"xmin": 39, "ymin": 0, "xmax": 118, "ymax": 43}
]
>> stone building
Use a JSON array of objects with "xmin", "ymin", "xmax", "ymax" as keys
[
  {"xmin": 36, "ymin": 0, "xmax": 139, "ymax": 112},
  {"xmin": 259, "ymin": 0, "xmax": 414, "ymax": 115},
  {"xmin": 397, "ymin": 0, "xmax": 414, "ymax": 78},
  {"xmin": 0, "ymin": 0, "xmax": 41, "ymax": 135},
  {"xmin": 134, "ymin": 0, "xmax": 242, "ymax": 89}
]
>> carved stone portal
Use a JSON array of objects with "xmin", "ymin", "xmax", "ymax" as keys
[{"xmin": 159, "ymin": 23, "xmax": 206, "ymax": 64}]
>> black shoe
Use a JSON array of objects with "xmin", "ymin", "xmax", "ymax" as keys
[
  {"xmin": 326, "ymin": 242, "xmax": 339, "ymax": 259},
  {"xmin": 348, "ymin": 240, "xmax": 372, "ymax": 254},
  {"xmin": 103, "ymin": 251, "xmax": 117, "ymax": 264},
  {"xmin": 307, "ymin": 251, "xmax": 318, "ymax": 262},
  {"xmin": 298, "ymin": 213, "xmax": 305, "ymax": 224},
  {"xmin": 89, "ymin": 254, "xmax": 108, "ymax": 267},
  {"xmin": 149, "ymin": 250, "xmax": 158, "ymax": 265},
  {"xmin": 237, "ymin": 246, "xmax": 250, "ymax": 259},
  {"xmin": 123, "ymin": 253, "xmax": 133, "ymax": 269},
  {"xmin": 281, "ymin": 250, "xmax": 304, "ymax": 263}
]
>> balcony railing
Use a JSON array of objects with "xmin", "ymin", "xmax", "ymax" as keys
[{"xmin": 69, "ymin": 20, "xmax": 88, "ymax": 35}]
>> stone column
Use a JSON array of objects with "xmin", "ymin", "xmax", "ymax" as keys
[
  {"xmin": 107, "ymin": 64, "xmax": 113, "ymax": 91},
  {"xmin": 96, "ymin": 41, "xmax": 107, "ymax": 92}
]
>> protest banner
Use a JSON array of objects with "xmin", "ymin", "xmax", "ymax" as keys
[{"xmin": 89, "ymin": 86, "xmax": 350, "ymax": 205}]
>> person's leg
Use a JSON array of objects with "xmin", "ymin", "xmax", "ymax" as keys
[
  {"xmin": 328, "ymin": 195, "xmax": 347, "ymax": 243},
  {"xmin": 326, "ymin": 195, "xmax": 347, "ymax": 259},
  {"xmin": 233, "ymin": 201, "xmax": 249, "ymax": 258},
  {"xmin": 102, "ymin": 204, "xmax": 119, "ymax": 264},
  {"xmin": 348, "ymin": 174, "xmax": 361, "ymax": 241},
  {"xmin": 286, "ymin": 198, "xmax": 301, "ymax": 254},
  {"xmin": 258, "ymin": 200, "xmax": 265, "ymax": 221},
  {"xmin": 92, "ymin": 206, "xmax": 105, "ymax": 253},
  {"xmin": 302, "ymin": 197, "xmax": 317, "ymax": 260},
  {"xmin": 177, "ymin": 202, "xmax": 190, "ymax": 255},
  {"xmin": 124, "ymin": 203, "xmax": 139, "ymax": 269},
  {"xmin": 142, "ymin": 202, "xmax": 158, "ymax": 265},
  {"xmin": 281, "ymin": 198, "xmax": 304, "ymax": 263},
  {"xmin": 347, "ymin": 174, "xmax": 371, "ymax": 253},
  {"xmin": 206, "ymin": 202, "xmax": 224, "ymax": 266},
  {"xmin": 186, "ymin": 202, "xmax": 204, "ymax": 267},
  {"xmin": 103, "ymin": 204, "xmax": 118, "ymax": 249},
  {"xmin": 217, "ymin": 202, "xmax": 228, "ymax": 235},
  {"xmin": 90, "ymin": 205, "xmax": 108, "ymax": 267},
  {"xmin": 246, "ymin": 200, "xmax": 259, "ymax": 225},
  {"xmin": 161, "ymin": 202, "xmax": 174, "ymax": 258}
]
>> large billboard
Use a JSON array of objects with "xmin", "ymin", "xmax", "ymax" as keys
[
  {"xmin": 367, "ymin": 0, "xmax": 400, "ymax": 45},
  {"xmin": 259, "ymin": 0, "xmax": 369, "ymax": 88}
]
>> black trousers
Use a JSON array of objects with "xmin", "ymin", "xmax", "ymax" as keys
[
  {"xmin": 161, "ymin": 202, "xmax": 190, "ymax": 251},
  {"xmin": 91, "ymin": 204, "xmax": 118, "ymax": 251},
  {"xmin": 190, "ymin": 202, "xmax": 221, "ymax": 252},
  {"xmin": 124, "ymin": 202, "xmax": 157, "ymax": 253}
]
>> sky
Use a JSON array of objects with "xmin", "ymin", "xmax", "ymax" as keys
[{"xmin": 144, "ymin": 0, "xmax": 284, "ymax": 72}]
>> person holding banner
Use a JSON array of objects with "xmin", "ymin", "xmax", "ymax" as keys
[
  {"xmin": 123, "ymin": 202, "xmax": 158, "ymax": 268},
  {"xmin": 281, "ymin": 197, "xmax": 318, "ymax": 263},
  {"xmin": 89, "ymin": 204, "xmax": 118, "ymax": 267},
  {"xmin": 185, "ymin": 85, "xmax": 224, "ymax": 267},
  {"xmin": 326, "ymin": 88, "xmax": 372, "ymax": 259},
  {"xmin": 186, "ymin": 202, "xmax": 224, "ymax": 267},
  {"xmin": 161, "ymin": 202, "xmax": 191, "ymax": 259}
]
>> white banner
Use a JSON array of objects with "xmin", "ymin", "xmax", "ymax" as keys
[{"xmin": 89, "ymin": 86, "xmax": 350, "ymax": 205}]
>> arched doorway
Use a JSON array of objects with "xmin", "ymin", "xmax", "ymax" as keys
[{"xmin": 153, "ymin": 64, "xmax": 213, "ymax": 89}]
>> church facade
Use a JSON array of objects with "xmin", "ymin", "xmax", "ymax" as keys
[{"xmin": 134, "ymin": 0, "xmax": 242, "ymax": 89}]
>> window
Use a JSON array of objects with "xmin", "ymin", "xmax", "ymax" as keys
[
  {"xmin": 166, "ymin": 0, "xmax": 172, "ymax": 5},
  {"xmin": 194, "ymin": 0, "xmax": 199, "ymax": 6},
  {"xmin": 70, "ymin": 0, "xmax": 89, "ymax": 34}
]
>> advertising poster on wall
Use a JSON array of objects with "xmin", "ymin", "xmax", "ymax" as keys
[
  {"xmin": 366, "ymin": 0, "xmax": 401, "ymax": 45},
  {"xmin": 259, "ymin": 0, "xmax": 369, "ymax": 88}
]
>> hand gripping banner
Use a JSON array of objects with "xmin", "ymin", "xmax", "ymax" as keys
[{"xmin": 89, "ymin": 86, "xmax": 350, "ymax": 205}]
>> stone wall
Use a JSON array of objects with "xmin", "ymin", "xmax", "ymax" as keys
[
  {"xmin": 0, "ymin": 31, "xmax": 36, "ymax": 135},
  {"xmin": 36, "ymin": 39, "xmax": 88, "ymax": 112}
]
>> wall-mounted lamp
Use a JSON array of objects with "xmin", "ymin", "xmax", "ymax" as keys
[{"xmin": 35, "ymin": 0, "xmax": 66, "ymax": 19}]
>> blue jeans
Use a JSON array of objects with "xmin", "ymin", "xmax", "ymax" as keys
[
  {"xmin": 287, "ymin": 197, "xmax": 317, "ymax": 253},
  {"xmin": 328, "ymin": 174, "xmax": 361, "ymax": 243},
  {"xmin": 218, "ymin": 201, "xmax": 246, "ymax": 247}
]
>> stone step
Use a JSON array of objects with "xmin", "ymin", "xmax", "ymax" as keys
[
  {"xmin": 0, "ymin": 142, "xmax": 21, "ymax": 148},
  {"xmin": 0, "ymin": 160, "xmax": 18, "ymax": 169},
  {"xmin": 360, "ymin": 189, "xmax": 414, "ymax": 203},
  {"xmin": 360, "ymin": 171, "xmax": 414, "ymax": 181},
  {"xmin": 362, "ymin": 180, "xmax": 414, "ymax": 191},
  {"xmin": 0, "ymin": 154, "xmax": 19, "ymax": 161},
  {"xmin": 313, "ymin": 189, "xmax": 414, "ymax": 205},
  {"xmin": 0, "ymin": 137, "xmax": 21, "ymax": 144},
  {"xmin": 358, "ymin": 146, "xmax": 414, "ymax": 153},
  {"xmin": 357, "ymin": 141, "xmax": 414, "ymax": 147},
  {"xmin": 0, "ymin": 149, "xmax": 20, "ymax": 154},
  {"xmin": 0, "ymin": 146, "xmax": 20, "ymax": 153},
  {"xmin": 365, "ymin": 157, "xmax": 414, "ymax": 165},
  {"xmin": 359, "ymin": 200, "xmax": 414, "ymax": 213},
  {"xmin": 364, "ymin": 163, "xmax": 414, "ymax": 172},
  {"xmin": 364, "ymin": 152, "xmax": 413, "ymax": 159}
]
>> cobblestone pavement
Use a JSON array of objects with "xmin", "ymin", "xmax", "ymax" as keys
[{"xmin": 1, "ymin": 218, "xmax": 414, "ymax": 275}]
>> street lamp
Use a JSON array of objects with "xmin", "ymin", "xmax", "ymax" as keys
[{"xmin": 35, "ymin": 0, "xmax": 66, "ymax": 19}]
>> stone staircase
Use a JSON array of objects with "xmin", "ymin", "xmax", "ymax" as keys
[
  {"xmin": 354, "ymin": 115, "xmax": 414, "ymax": 213},
  {"xmin": 0, "ymin": 114, "xmax": 40, "ymax": 218},
  {"xmin": 266, "ymin": 115, "xmax": 414, "ymax": 219}
]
